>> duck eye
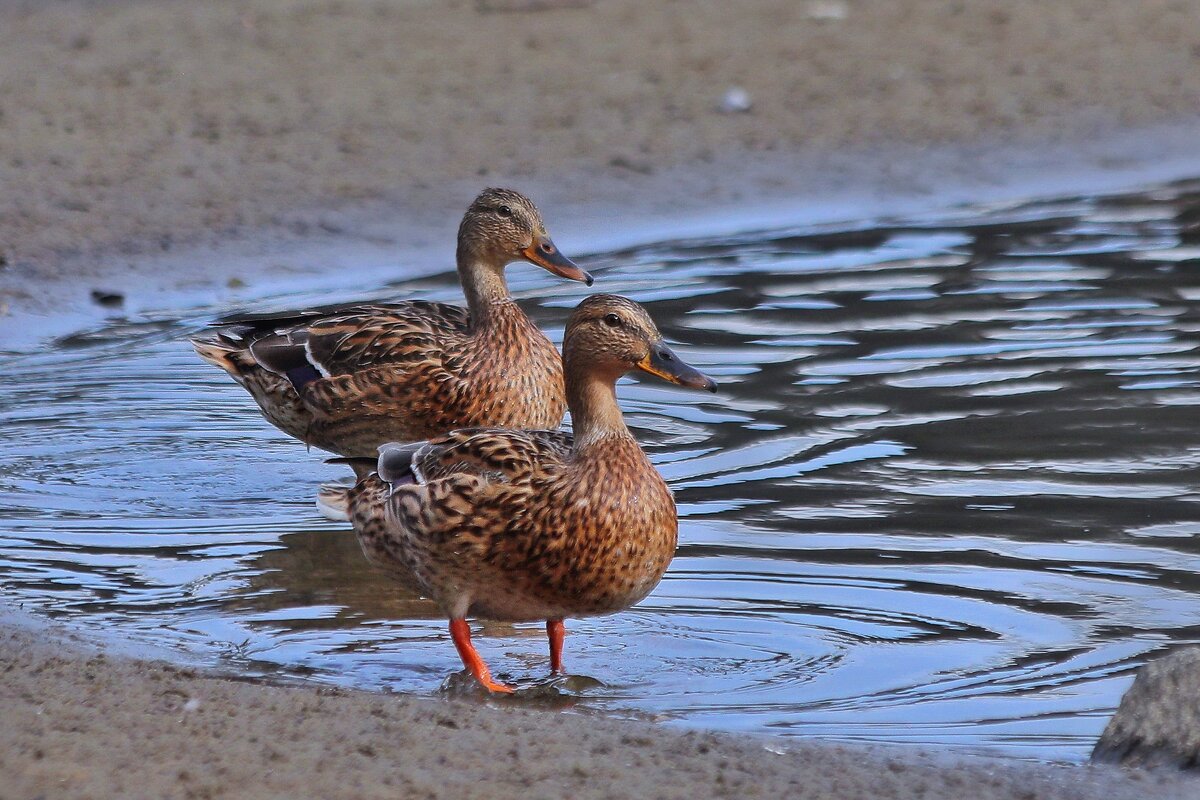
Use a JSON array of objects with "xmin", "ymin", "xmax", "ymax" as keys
[
  {"xmin": 496, "ymin": 204, "xmax": 513, "ymax": 218},
  {"xmin": 603, "ymin": 313, "xmax": 622, "ymax": 328}
]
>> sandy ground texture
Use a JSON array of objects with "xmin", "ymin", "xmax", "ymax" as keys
[
  {"xmin": 3, "ymin": 0, "xmax": 1200, "ymax": 311},
  {"xmin": 5, "ymin": 0, "xmax": 1200, "ymax": 798},
  {"xmin": 2, "ymin": 608, "xmax": 1197, "ymax": 800}
]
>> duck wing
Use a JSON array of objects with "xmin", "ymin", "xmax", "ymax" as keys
[
  {"xmin": 380, "ymin": 428, "xmax": 573, "ymax": 487},
  {"xmin": 216, "ymin": 301, "xmax": 470, "ymax": 388}
]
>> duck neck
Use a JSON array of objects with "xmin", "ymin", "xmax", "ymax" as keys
[
  {"xmin": 567, "ymin": 366, "xmax": 633, "ymax": 453},
  {"xmin": 457, "ymin": 249, "xmax": 513, "ymax": 329}
]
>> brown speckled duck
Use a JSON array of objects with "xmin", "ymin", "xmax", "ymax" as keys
[
  {"xmin": 190, "ymin": 188, "xmax": 592, "ymax": 458},
  {"xmin": 336, "ymin": 295, "xmax": 717, "ymax": 692}
]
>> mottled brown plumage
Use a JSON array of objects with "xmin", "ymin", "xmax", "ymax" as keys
[
  {"xmin": 190, "ymin": 188, "xmax": 592, "ymax": 457},
  {"xmin": 343, "ymin": 295, "xmax": 718, "ymax": 692}
]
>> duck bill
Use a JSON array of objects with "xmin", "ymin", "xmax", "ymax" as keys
[
  {"xmin": 522, "ymin": 234, "xmax": 594, "ymax": 286},
  {"xmin": 637, "ymin": 342, "xmax": 718, "ymax": 393}
]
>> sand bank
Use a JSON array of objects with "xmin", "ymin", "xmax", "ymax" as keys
[
  {"xmin": 3, "ymin": 0, "xmax": 1200, "ymax": 314},
  {"xmin": 2, "ymin": 607, "xmax": 1195, "ymax": 800}
]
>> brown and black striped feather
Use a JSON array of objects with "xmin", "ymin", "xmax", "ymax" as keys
[{"xmin": 407, "ymin": 428, "xmax": 574, "ymax": 483}]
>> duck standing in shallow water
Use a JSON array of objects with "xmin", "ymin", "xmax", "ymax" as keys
[
  {"xmin": 333, "ymin": 295, "xmax": 717, "ymax": 692},
  {"xmin": 190, "ymin": 188, "xmax": 592, "ymax": 458}
]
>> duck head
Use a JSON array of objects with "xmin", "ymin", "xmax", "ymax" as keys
[
  {"xmin": 564, "ymin": 294, "xmax": 717, "ymax": 392},
  {"xmin": 457, "ymin": 187, "xmax": 593, "ymax": 285}
]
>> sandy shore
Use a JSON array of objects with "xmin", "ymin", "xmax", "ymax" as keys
[
  {"xmin": 4, "ymin": 0, "xmax": 1200, "ymax": 797},
  {"xmin": 3, "ymin": 606, "xmax": 1195, "ymax": 800},
  {"xmin": 3, "ymin": 0, "xmax": 1200, "ymax": 314}
]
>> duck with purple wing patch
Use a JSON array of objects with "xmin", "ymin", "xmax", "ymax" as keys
[{"xmin": 190, "ymin": 188, "xmax": 592, "ymax": 458}]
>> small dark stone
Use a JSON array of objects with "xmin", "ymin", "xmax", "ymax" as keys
[
  {"xmin": 1092, "ymin": 647, "xmax": 1200, "ymax": 769},
  {"xmin": 90, "ymin": 289, "xmax": 125, "ymax": 308},
  {"xmin": 608, "ymin": 155, "xmax": 654, "ymax": 175}
]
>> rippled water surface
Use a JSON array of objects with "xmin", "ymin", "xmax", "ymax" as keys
[{"xmin": 4, "ymin": 181, "xmax": 1200, "ymax": 761}]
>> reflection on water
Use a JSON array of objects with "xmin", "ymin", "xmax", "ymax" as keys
[{"xmin": 3, "ymin": 180, "xmax": 1200, "ymax": 761}]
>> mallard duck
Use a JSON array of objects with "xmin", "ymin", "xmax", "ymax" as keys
[
  {"xmin": 190, "ymin": 188, "xmax": 592, "ymax": 458},
  {"xmin": 335, "ymin": 294, "xmax": 717, "ymax": 692}
]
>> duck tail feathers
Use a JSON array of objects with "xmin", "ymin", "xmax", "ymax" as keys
[
  {"xmin": 315, "ymin": 482, "xmax": 352, "ymax": 522},
  {"xmin": 190, "ymin": 335, "xmax": 255, "ymax": 379}
]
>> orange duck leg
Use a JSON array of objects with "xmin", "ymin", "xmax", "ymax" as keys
[
  {"xmin": 547, "ymin": 619, "xmax": 565, "ymax": 674},
  {"xmin": 449, "ymin": 619, "xmax": 514, "ymax": 694}
]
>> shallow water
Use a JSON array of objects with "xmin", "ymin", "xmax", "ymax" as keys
[{"xmin": 3, "ymin": 180, "xmax": 1200, "ymax": 761}]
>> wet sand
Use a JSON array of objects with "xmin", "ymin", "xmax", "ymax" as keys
[
  {"xmin": 3, "ymin": 607, "xmax": 1195, "ymax": 800},
  {"xmin": 4, "ymin": 0, "xmax": 1200, "ymax": 797}
]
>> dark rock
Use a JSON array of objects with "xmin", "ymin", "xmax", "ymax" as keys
[
  {"xmin": 1093, "ymin": 647, "xmax": 1200, "ymax": 769},
  {"xmin": 90, "ymin": 289, "xmax": 125, "ymax": 308}
]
